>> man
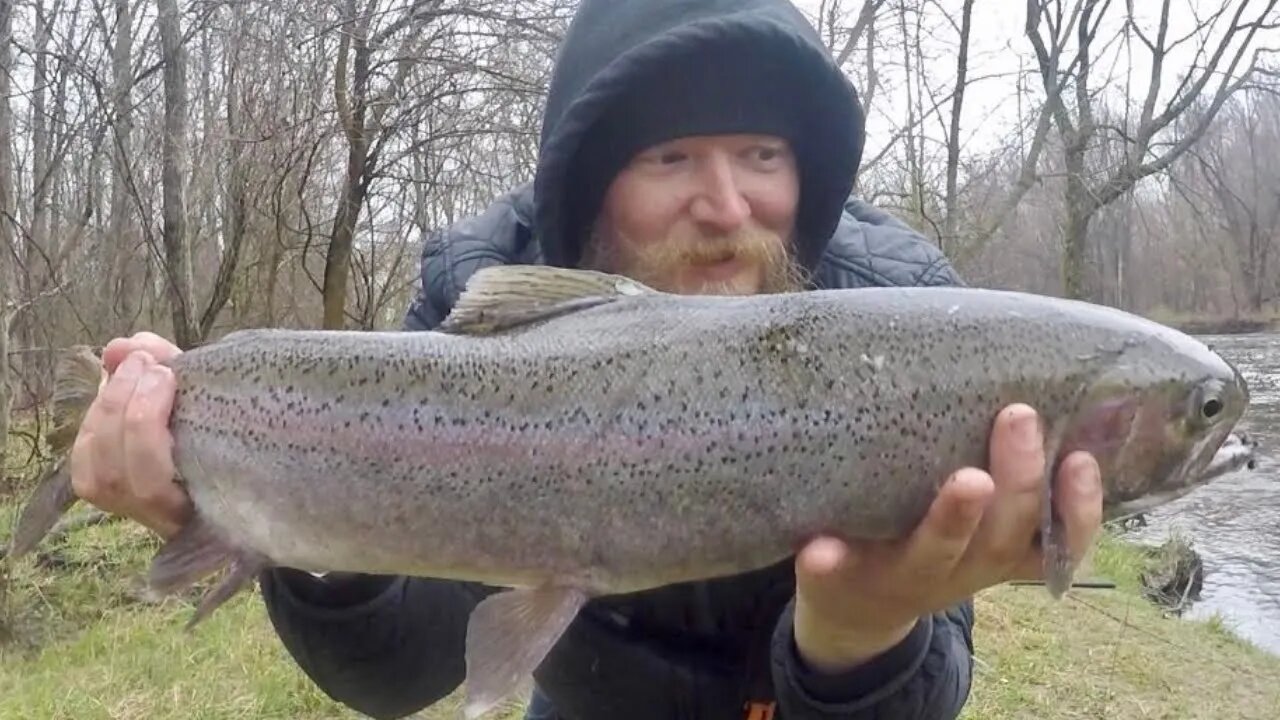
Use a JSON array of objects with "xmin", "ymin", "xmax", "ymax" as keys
[{"xmin": 69, "ymin": 0, "xmax": 1104, "ymax": 718}]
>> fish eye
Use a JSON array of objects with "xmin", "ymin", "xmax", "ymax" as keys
[
  {"xmin": 1188, "ymin": 380, "xmax": 1228, "ymax": 426},
  {"xmin": 1201, "ymin": 397, "xmax": 1223, "ymax": 419}
]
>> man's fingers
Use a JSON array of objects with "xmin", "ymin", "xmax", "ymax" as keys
[
  {"xmin": 103, "ymin": 332, "xmax": 182, "ymax": 373},
  {"xmin": 122, "ymin": 364, "xmax": 179, "ymax": 505},
  {"xmin": 896, "ymin": 468, "xmax": 992, "ymax": 581},
  {"xmin": 973, "ymin": 404, "xmax": 1047, "ymax": 567},
  {"xmin": 82, "ymin": 351, "xmax": 152, "ymax": 499},
  {"xmin": 1005, "ymin": 453, "xmax": 1101, "ymax": 583}
]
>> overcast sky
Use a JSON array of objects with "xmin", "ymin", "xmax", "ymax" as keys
[{"xmin": 789, "ymin": 0, "xmax": 1279, "ymax": 161}]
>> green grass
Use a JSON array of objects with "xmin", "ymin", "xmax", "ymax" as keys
[
  {"xmin": 0, "ymin": 512, "xmax": 346, "ymax": 719},
  {"xmin": 960, "ymin": 534, "xmax": 1280, "ymax": 720},
  {"xmin": 2, "ymin": 466, "xmax": 1278, "ymax": 719}
]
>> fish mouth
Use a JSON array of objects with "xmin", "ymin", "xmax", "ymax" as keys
[{"xmin": 1110, "ymin": 429, "xmax": 1255, "ymax": 517}]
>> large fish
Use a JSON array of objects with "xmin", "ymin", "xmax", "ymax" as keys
[{"xmin": 7, "ymin": 265, "xmax": 1251, "ymax": 718}]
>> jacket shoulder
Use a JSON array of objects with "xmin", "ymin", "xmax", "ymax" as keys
[
  {"xmin": 403, "ymin": 182, "xmax": 540, "ymax": 331},
  {"xmin": 815, "ymin": 196, "xmax": 963, "ymax": 290}
]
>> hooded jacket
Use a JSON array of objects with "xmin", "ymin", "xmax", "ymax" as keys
[{"xmin": 258, "ymin": 1, "xmax": 975, "ymax": 719}]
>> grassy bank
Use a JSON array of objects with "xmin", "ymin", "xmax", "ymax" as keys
[
  {"xmin": 2, "ymin": 500, "xmax": 1278, "ymax": 720},
  {"xmin": 960, "ymin": 534, "xmax": 1280, "ymax": 719}
]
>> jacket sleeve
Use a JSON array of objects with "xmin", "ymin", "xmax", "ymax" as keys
[
  {"xmin": 770, "ymin": 600, "xmax": 975, "ymax": 720},
  {"xmin": 259, "ymin": 569, "xmax": 499, "ymax": 720}
]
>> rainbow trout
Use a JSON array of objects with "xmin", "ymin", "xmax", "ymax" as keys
[{"xmin": 7, "ymin": 265, "xmax": 1250, "ymax": 718}]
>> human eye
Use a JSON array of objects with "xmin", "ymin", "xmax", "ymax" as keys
[
  {"xmin": 745, "ymin": 143, "xmax": 789, "ymax": 167},
  {"xmin": 655, "ymin": 148, "xmax": 688, "ymax": 165}
]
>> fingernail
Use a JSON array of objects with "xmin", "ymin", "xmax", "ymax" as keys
[{"xmin": 1012, "ymin": 407, "xmax": 1041, "ymax": 449}]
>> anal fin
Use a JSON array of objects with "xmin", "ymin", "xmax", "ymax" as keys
[
  {"xmin": 463, "ymin": 585, "xmax": 589, "ymax": 720},
  {"xmin": 185, "ymin": 551, "xmax": 268, "ymax": 630},
  {"xmin": 147, "ymin": 513, "xmax": 268, "ymax": 628}
]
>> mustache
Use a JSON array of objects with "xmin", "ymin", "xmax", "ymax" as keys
[{"xmin": 582, "ymin": 224, "xmax": 810, "ymax": 294}]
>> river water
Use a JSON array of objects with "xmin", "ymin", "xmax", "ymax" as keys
[{"xmin": 1128, "ymin": 332, "xmax": 1280, "ymax": 654}]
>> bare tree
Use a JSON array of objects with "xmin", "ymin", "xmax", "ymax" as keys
[
  {"xmin": 155, "ymin": 0, "xmax": 195, "ymax": 347},
  {"xmin": 1175, "ymin": 91, "xmax": 1280, "ymax": 315},
  {"xmin": 941, "ymin": 0, "xmax": 975, "ymax": 253},
  {"xmin": 1025, "ymin": 0, "xmax": 1278, "ymax": 299},
  {"xmin": 322, "ymin": 0, "xmax": 438, "ymax": 330},
  {"xmin": 105, "ymin": 0, "xmax": 140, "ymax": 338},
  {"xmin": 0, "ymin": 0, "xmax": 13, "ymax": 480}
]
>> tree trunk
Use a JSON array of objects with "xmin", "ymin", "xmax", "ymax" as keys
[
  {"xmin": 323, "ymin": 145, "xmax": 366, "ymax": 330},
  {"xmin": 1062, "ymin": 141, "xmax": 1091, "ymax": 299},
  {"xmin": 15, "ymin": 0, "xmax": 52, "ymax": 401},
  {"xmin": 0, "ymin": 306, "xmax": 10, "ymax": 495},
  {"xmin": 942, "ymin": 0, "xmax": 975, "ymax": 254},
  {"xmin": 156, "ymin": 0, "xmax": 196, "ymax": 347},
  {"xmin": 322, "ymin": 0, "xmax": 372, "ymax": 331},
  {"xmin": 0, "ymin": 0, "xmax": 16, "ymax": 482},
  {"xmin": 108, "ymin": 0, "xmax": 139, "ymax": 338},
  {"xmin": 201, "ymin": 8, "xmax": 248, "ymax": 339}
]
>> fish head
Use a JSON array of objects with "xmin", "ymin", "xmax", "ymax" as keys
[{"xmin": 1063, "ymin": 340, "xmax": 1250, "ymax": 517}]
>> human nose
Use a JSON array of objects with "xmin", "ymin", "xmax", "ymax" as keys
[{"xmin": 687, "ymin": 153, "xmax": 750, "ymax": 232}]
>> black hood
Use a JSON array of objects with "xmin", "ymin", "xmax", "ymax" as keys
[{"xmin": 532, "ymin": 0, "xmax": 866, "ymax": 272}]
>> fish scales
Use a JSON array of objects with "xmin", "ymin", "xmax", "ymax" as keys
[
  {"xmin": 172, "ymin": 285, "xmax": 1210, "ymax": 593},
  {"xmin": 7, "ymin": 265, "xmax": 1250, "ymax": 720}
]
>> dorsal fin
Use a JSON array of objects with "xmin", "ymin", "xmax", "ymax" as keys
[{"xmin": 438, "ymin": 265, "xmax": 657, "ymax": 335}]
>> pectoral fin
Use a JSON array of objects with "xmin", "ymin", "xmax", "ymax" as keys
[
  {"xmin": 463, "ymin": 585, "xmax": 589, "ymax": 719},
  {"xmin": 148, "ymin": 513, "xmax": 269, "ymax": 629},
  {"xmin": 1041, "ymin": 485, "xmax": 1075, "ymax": 598}
]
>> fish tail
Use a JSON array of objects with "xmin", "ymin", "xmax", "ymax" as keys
[
  {"xmin": 6, "ymin": 346, "xmax": 104, "ymax": 559},
  {"xmin": 47, "ymin": 345, "xmax": 106, "ymax": 454}
]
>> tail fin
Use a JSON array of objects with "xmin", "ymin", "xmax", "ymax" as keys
[{"xmin": 6, "ymin": 345, "xmax": 104, "ymax": 559}]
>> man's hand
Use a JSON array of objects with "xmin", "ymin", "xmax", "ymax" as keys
[
  {"xmin": 792, "ymin": 403, "xmax": 1103, "ymax": 673},
  {"xmin": 69, "ymin": 332, "xmax": 193, "ymax": 540}
]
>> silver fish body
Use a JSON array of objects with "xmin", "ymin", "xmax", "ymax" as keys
[{"xmin": 172, "ymin": 279, "xmax": 1244, "ymax": 595}]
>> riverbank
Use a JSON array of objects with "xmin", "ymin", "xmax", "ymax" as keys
[
  {"xmin": 2, "ymin": 500, "xmax": 1277, "ymax": 720},
  {"xmin": 1145, "ymin": 309, "xmax": 1280, "ymax": 335}
]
